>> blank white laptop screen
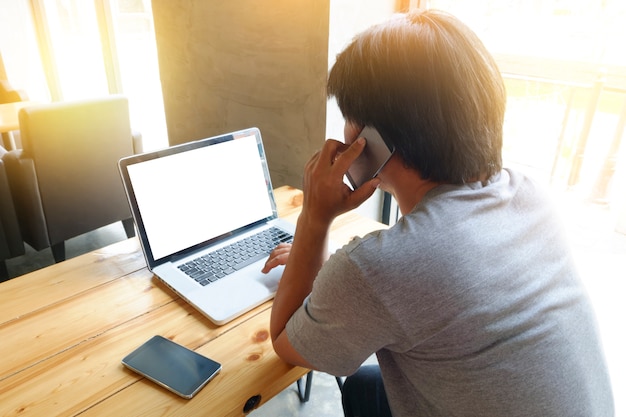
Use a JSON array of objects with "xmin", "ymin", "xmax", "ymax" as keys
[{"xmin": 125, "ymin": 134, "xmax": 274, "ymax": 261}]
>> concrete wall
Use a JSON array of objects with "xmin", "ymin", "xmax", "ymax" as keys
[{"xmin": 152, "ymin": 0, "xmax": 330, "ymax": 188}]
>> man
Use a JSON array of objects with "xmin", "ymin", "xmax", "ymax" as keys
[{"xmin": 263, "ymin": 9, "xmax": 614, "ymax": 417}]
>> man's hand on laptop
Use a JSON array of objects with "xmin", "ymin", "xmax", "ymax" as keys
[{"xmin": 262, "ymin": 243, "xmax": 292, "ymax": 274}]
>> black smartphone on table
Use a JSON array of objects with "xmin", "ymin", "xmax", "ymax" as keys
[
  {"xmin": 122, "ymin": 335, "xmax": 222, "ymax": 399},
  {"xmin": 346, "ymin": 126, "xmax": 395, "ymax": 190}
]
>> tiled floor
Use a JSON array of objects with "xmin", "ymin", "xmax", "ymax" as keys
[{"xmin": 5, "ymin": 191, "xmax": 625, "ymax": 416}]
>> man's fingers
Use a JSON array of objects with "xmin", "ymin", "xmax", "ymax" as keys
[
  {"xmin": 351, "ymin": 177, "xmax": 381, "ymax": 203},
  {"xmin": 262, "ymin": 244, "xmax": 292, "ymax": 274},
  {"xmin": 332, "ymin": 137, "xmax": 366, "ymax": 172},
  {"xmin": 262, "ymin": 254, "xmax": 288, "ymax": 273},
  {"xmin": 314, "ymin": 139, "xmax": 345, "ymax": 170}
]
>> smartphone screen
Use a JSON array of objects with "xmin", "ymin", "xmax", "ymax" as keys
[
  {"xmin": 346, "ymin": 126, "xmax": 394, "ymax": 189},
  {"xmin": 122, "ymin": 335, "xmax": 222, "ymax": 399}
]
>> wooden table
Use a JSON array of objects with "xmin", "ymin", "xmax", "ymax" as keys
[
  {"xmin": 0, "ymin": 101, "xmax": 33, "ymax": 149},
  {"xmin": 0, "ymin": 186, "xmax": 386, "ymax": 416}
]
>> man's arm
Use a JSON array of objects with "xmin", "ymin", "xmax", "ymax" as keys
[
  {"xmin": 269, "ymin": 211, "xmax": 330, "ymax": 369},
  {"xmin": 269, "ymin": 138, "xmax": 379, "ymax": 367}
]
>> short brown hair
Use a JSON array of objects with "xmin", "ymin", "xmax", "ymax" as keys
[{"xmin": 327, "ymin": 9, "xmax": 506, "ymax": 183}]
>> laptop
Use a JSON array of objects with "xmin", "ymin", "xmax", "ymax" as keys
[{"xmin": 118, "ymin": 127, "xmax": 295, "ymax": 325}]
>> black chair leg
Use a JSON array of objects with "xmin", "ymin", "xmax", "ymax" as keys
[
  {"xmin": 296, "ymin": 372, "xmax": 345, "ymax": 403},
  {"xmin": 1, "ymin": 260, "xmax": 9, "ymax": 282},
  {"xmin": 51, "ymin": 242, "xmax": 65, "ymax": 263},
  {"xmin": 336, "ymin": 376, "xmax": 344, "ymax": 391},
  {"xmin": 122, "ymin": 218, "xmax": 135, "ymax": 238},
  {"xmin": 297, "ymin": 371, "xmax": 314, "ymax": 403}
]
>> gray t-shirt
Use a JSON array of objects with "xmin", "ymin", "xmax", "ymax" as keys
[{"xmin": 286, "ymin": 169, "xmax": 614, "ymax": 416}]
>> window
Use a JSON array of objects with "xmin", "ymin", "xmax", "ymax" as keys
[
  {"xmin": 0, "ymin": 0, "xmax": 167, "ymax": 151},
  {"xmin": 418, "ymin": 0, "xmax": 626, "ymax": 206}
]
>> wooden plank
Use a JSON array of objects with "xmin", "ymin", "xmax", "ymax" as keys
[
  {"xmin": 0, "ymin": 293, "xmax": 273, "ymax": 416},
  {"xmin": 78, "ymin": 309, "xmax": 307, "ymax": 417},
  {"xmin": 274, "ymin": 185, "xmax": 303, "ymax": 221},
  {"xmin": 0, "ymin": 268, "xmax": 167, "ymax": 381},
  {"xmin": 0, "ymin": 238, "xmax": 145, "ymax": 324}
]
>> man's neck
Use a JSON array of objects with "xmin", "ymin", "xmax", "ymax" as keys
[{"xmin": 378, "ymin": 157, "xmax": 442, "ymax": 216}]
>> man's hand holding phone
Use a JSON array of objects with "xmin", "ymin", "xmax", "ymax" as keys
[{"xmin": 302, "ymin": 137, "xmax": 380, "ymax": 227}]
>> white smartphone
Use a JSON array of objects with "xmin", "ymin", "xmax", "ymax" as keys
[
  {"xmin": 122, "ymin": 335, "xmax": 222, "ymax": 399},
  {"xmin": 346, "ymin": 126, "xmax": 395, "ymax": 189}
]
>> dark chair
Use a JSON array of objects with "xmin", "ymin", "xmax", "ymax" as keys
[
  {"xmin": 0, "ymin": 145, "xmax": 24, "ymax": 280},
  {"xmin": 2, "ymin": 95, "xmax": 142, "ymax": 262}
]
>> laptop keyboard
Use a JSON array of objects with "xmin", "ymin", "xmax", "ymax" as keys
[{"xmin": 178, "ymin": 227, "xmax": 293, "ymax": 286}]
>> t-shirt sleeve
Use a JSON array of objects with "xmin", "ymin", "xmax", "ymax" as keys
[{"xmin": 285, "ymin": 244, "xmax": 400, "ymax": 376}]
